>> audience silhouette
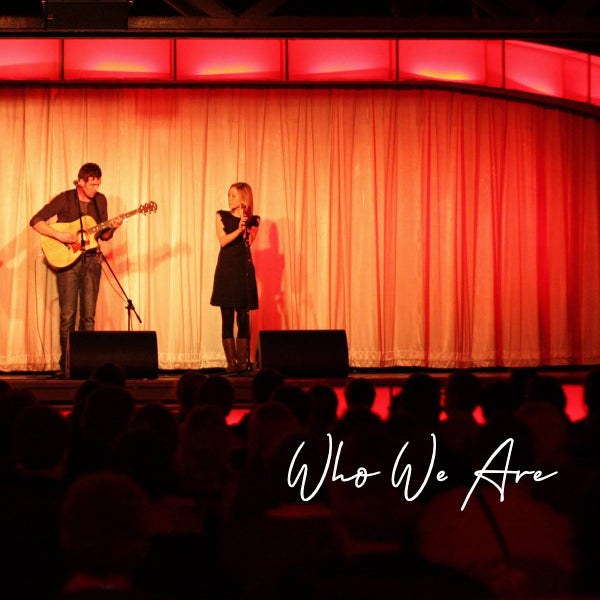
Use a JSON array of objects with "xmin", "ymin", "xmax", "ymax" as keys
[{"xmin": 0, "ymin": 366, "xmax": 596, "ymax": 599}]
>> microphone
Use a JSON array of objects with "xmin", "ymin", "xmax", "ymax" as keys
[{"xmin": 241, "ymin": 203, "xmax": 250, "ymax": 243}]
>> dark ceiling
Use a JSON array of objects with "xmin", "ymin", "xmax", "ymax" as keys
[
  {"xmin": 3, "ymin": 0, "xmax": 596, "ymax": 18},
  {"xmin": 0, "ymin": 0, "xmax": 599, "ymax": 54}
]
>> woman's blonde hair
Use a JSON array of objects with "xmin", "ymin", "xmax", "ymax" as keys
[{"xmin": 230, "ymin": 182, "xmax": 254, "ymax": 217}]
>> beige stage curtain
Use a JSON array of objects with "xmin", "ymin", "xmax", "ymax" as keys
[{"xmin": 0, "ymin": 86, "xmax": 599, "ymax": 371}]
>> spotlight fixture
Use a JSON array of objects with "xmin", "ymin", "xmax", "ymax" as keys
[{"xmin": 42, "ymin": 0, "xmax": 133, "ymax": 31}]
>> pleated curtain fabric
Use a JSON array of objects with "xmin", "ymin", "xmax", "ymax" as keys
[{"xmin": 1, "ymin": 85, "xmax": 599, "ymax": 370}]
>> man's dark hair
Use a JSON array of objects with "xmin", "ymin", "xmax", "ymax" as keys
[{"xmin": 77, "ymin": 162, "xmax": 102, "ymax": 182}]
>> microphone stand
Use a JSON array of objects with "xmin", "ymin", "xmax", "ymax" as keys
[
  {"xmin": 242, "ymin": 206, "xmax": 252, "ymax": 374},
  {"xmin": 98, "ymin": 249, "xmax": 142, "ymax": 331}
]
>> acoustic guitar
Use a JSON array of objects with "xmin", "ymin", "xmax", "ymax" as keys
[{"xmin": 40, "ymin": 201, "xmax": 157, "ymax": 270}]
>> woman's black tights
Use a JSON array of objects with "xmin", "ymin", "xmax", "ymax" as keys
[{"xmin": 221, "ymin": 307, "xmax": 249, "ymax": 339}]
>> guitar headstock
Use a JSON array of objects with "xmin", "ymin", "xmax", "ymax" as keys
[{"xmin": 139, "ymin": 202, "xmax": 157, "ymax": 215}]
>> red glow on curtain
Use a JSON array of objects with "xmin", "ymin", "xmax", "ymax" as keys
[
  {"xmin": 176, "ymin": 39, "xmax": 285, "ymax": 81},
  {"xmin": 398, "ymin": 39, "xmax": 503, "ymax": 87},
  {"xmin": 505, "ymin": 41, "xmax": 589, "ymax": 102},
  {"xmin": 0, "ymin": 39, "xmax": 61, "ymax": 80},
  {"xmin": 3, "ymin": 86, "xmax": 600, "ymax": 370},
  {"xmin": 288, "ymin": 39, "xmax": 396, "ymax": 81},
  {"xmin": 63, "ymin": 39, "xmax": 173, "ymax": 81}
]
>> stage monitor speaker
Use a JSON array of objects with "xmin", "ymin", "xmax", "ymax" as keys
[
  {"xmin": 43, "ymin": 0, "xmax": 131, "ymax": 30},
  {"xmin": 256, "ymin": 330, "xmax": 349, "ymax": 378},
  {"xmin": 67, "ymin": 331, "xmax": 158, "ymax": 380}
]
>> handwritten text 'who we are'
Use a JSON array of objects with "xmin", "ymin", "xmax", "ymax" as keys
[{"xmin": 287, "ymin": 434, "xmax": 557, "ymax": 511}]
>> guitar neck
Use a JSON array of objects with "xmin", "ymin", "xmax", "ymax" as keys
[{"xmin": 86, "ymin": 208, "xmax": 140, "ymax": 235}]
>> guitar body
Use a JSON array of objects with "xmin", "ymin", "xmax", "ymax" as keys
[
  {"xmin": 40, "ymin": 216, "xmax": 101, "ymax": 270},
  {"xmin": 39, "ymin": 202, "xmax": 157, "ymax": 270}
]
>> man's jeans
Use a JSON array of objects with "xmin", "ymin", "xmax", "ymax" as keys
[{"xmin": 56, "ymin": 253, "xmax": 102, "ymax": 369}]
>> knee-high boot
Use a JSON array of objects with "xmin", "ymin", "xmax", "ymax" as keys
[
  {"xmin": 222, "ymin": 338, "xmax": 238, "ymax": 373},
  {"xmin": 236, "ymin": 338, "xmax": 249, "ymax": 372}
]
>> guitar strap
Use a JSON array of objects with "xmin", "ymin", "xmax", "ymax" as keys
[
  {"xmin": 75, "ymin": 188, "xmax": 87, "ymax": 260},
  {"xmin": 75, "ymin": 189, "xmax": 105, "ymax": 261}
]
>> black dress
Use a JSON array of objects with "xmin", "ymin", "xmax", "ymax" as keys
[{"xmin": 210, "ymin": 210, "xmax": 259, "ymax": 309}]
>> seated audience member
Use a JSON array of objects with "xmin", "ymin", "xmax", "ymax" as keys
[
  {"xmin": 174, "ymin": 370, "xmax": 208, "ymax": 424},
  {"xmin": 480, "ymin": 380, "xmax": 516, "ymax": 421},
  {"xmin": 0, "ymin": 387, "xmax": 37, "ymax": 474},
  {"xmin": 332, "ymin": 405, "xmax": 384, "ymax": 440},
  {"xmin": 307, "ymin": 384, "xmax": 339, "ymax": 435},
  {"xmin": 231, "ymin": 402, "xmax": 301, "ymax": 521},
  {"xmin": 440, "ymin": 371, "xmax": 482, "ymax": 458},
  {"xmin": 73, "ymin": 379, "xmax": 104, "ymax": 408},
  {"xmin": 525, "ymin": 374, "xmax": 567, "ymax": 413},
  {"xmin": 83, "ymin": 385, "xmax": 135, "ymax": 445},
  {"xmin": 89, "ymin": 362, "xmax": 127, "ymax": 387},
  {"xmin": 175, "ymin": 405, "xmax": 233, "ymax": 507},
  {"xmin": 245, "ymin": 402, "xmax": 301, "ymax": 470},
  {"xmin": 390, "ymin": 373, "xmax": 442, "ymax": 430},
  {"xmin": 58, "ymin": 472, "xmax": 158, "ymax": 599},
  {"xmin": 130, "ymin": 402, "xmax": 179, "ymax": 461},
  {"xmin": 271, "ymin": 384, "xmax": 312, "ymax": 427},
  {"xmin": 252, "ymin": 367, "xmax": 285, "ymax": 404},
  {"xmin": 223, "ymin": 432, "xmax": 341, "ymax": 600},
  {"xmin": 571, "ymin": 368, "xmax": 600, "ymax": 469},
  {"xmin": 196, "ymin": 375, "xmax": 235, "ymax": 417},
  {"xmin": 138, "ymin": 405, "xmax": 236, "ymax": 600},
  {"xmin": 2, "ymin": 405, "xmax": 69, "ymax": 598},
  {"xmin": 111, "ymin": 428, "xmax": 177, "ymax": 504},
  {"xmin": 572, "ymin": 475, "xmax": 600, "ymax": 596},
  {"xmin": 67, "ymin": 385, "xmax": 135, "ymax": 480},
  {"xmin": 516, "ymin": 400, "xmax": 570, "ymax": 468},
  {"xmin": 517, "ymin": 395, "xmax": 588, "ymax": 513},
  {"xmin": 229, "ymin": 368, "xmax": 285, "ymax": 465},
  {"xmin": 69, "ymin": 380, "xmax": 105, "ymax": 457},
  {"xmin": 344, "ymin": 378, "xmax": 376, "ymax": 410},
  {"xmin": 278, "ymin": 427, "xmax": 490, "ymax": 600},
  {"xmin": 507, "ymin": 367, "xmax": 537, "ymax": 410},
  {"xmin": 417, "ymin": 413, "xmax": 575, "ymax": 597},
  {"xmin": 13, "ymin": 405, "xmax": 69, "ymax": 477}
]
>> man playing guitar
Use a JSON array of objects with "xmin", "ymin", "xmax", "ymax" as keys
[{"xmin": 30, "ymin": 163, "xmax": 123, "ymax": 376}]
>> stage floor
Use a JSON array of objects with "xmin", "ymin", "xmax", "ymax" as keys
[{"xmin": 0, "ymin": 366, "xmax": 592, "ymax": 423}]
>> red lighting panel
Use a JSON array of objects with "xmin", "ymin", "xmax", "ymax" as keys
[
  {"xmin": 63, "ymin": 39, "xmax": 173, "ymax": 81},
  {"xmin": 0, "ymin": 39, "xmax": 61, "ymax": 80},
  {"xmin": 398, "ymin": 39, "xmax": 503, "ymax": 87},
  {"xmin": 505, "ymin": 41, "xmax": 589, "ymax": 102},
  {"xmin": 592, "ymin": 56, "xmax": 600, "ymax": 106},
  {"xmin": 288, "ymin": 39, "xmax": 396, "ymax": 81},
  {"xmin": 176, "ymin": 39, "xmax": 285, "ymax": 81}
]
